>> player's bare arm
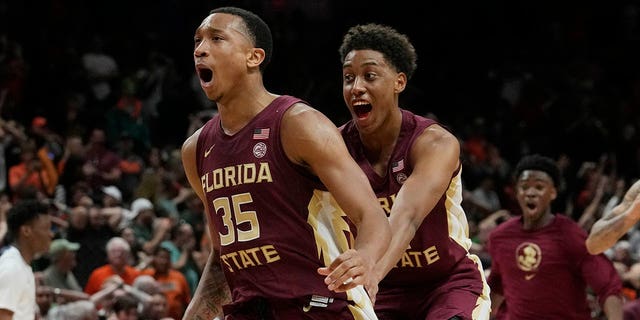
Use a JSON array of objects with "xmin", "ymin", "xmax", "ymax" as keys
[
  {"xmin": 586, "ymin": 179, "xmax": 640, "ymax": 255},
  {"xmin": 0, "ymin": 309, "xmax": 13, "ymax": 320},
  {"xmin": 181, "ymin": 129, "xmax": 231, "ymax": 320},
  {"xmin": 281, "ymin": 103, "xmax": 391, "ymax": 292},
  {"xmin": 373, "ymin": 124, "xmax": 460, "ymax": 285},
  {"xmin": 602, "ymin": 294, "xmax": 623, "ymax": 319}
]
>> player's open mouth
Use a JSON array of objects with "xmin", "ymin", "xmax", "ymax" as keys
[
  {"xmin": 354, "ymin": 103, "xmax": 372, "ymax": 119},
  {"xmin": 198, "ymin": 68, "xmax": 213, "ymax": 83}
]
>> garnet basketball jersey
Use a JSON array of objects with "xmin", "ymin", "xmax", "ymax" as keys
[
  {"xmin": 196, "ymin": 95, "xmax": 375, "ymax": 316},
  {"xmin": 341, "ymin": 109, "xmax": 478, "ymax": 287}
]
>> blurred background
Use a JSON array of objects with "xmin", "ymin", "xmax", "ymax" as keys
[
  {"xmin": 0, "ymin": 0, "xmax": 638, "ymax": 211},
  {"xmin": 0, "ymin": 1, "xmax": 637, "ymax": 172}
]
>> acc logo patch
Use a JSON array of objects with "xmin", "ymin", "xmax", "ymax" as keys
[
  {"xmin": 253, "ymin": 142, "xmax": 267, "ymax": 158},
  {"xmin": 396, "ymin": 173, "xmax": 408, "ymax": 184}
]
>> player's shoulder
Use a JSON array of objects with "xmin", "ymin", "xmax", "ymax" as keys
[
  {"xmin": 283, "ymin": 101, "xmax": 334, "ymax": 131},
  {"xmin": 182, "ymin": 127, "xmax": 203, "ymax": 154}
]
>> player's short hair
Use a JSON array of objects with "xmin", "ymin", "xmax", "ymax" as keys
[
  {"xmin": 210, "ymin": 6, "xmax": 273, "ymax": 72},
  {"xmin": 6, "ymin": 199, "xmax": 49, "ymax": 241},
  {"xmin": 339, "ymin": 23, "xmax": 418, "ymax": 80},
  {"xmin": 514, "ymin": 154, "xmax": 560, "ymax": 186}
]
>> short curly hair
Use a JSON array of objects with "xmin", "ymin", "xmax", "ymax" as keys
[
  {"xmin": 339, "ymin": 23, "xmax": 418, "ymax": 80},
  {"xmin": 514, "ymin": 154, "xmax": 560, "ymax": 186}
]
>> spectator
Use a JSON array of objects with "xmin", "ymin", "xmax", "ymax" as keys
[
  {"xmin": 8, "ymin": 140, "xmax": 54, "ymax": 199},
  {"xmin": 161, "ymin": 222, "xmax": 201, "ymax": 295},
  {"xmin": 83, "ymin": 128, "xmax": 121, "ymax": 196},
  {"xmin": 141, "ymin": 244, "xmax": 190, "ymax": 319},
  {"xmin": 120, "ymin": 226, "xmax": 148, "ymax": 269},
  {"xmin": 129, "ymin": 198, "xmax": 171, "ymax": 256},
  {"xmin": 106, "ymin": 78, "xmax": 151, "ymax": 152},
  {"xmin": 47, "ymin": 299, "xmax": 98, "ymax": 320},
  {"xmin": 114, "ymin": 134, "xmax": 145, "ymax": 204},
  {"xmin": 67, "ymin": 205, "xmax": 119, "ymax": 288},
  {"xmin": 35, "ymin": 273, "xmax": 54, "ymax": 320},
  {"xmin": 100, "ymin": 185, "xmax": 126, "ymax": 229},
  {"xmin": 43, "ymin": 238, "xmax": 83, "ymax": 292},
  {"xmin": 107, "ymin": 294, "xmax": 139, "ymax": 320},
  {"xmin": 57, "ymin": 135, "xmax": 87, "ymax": 196},
  {"xmin": 84, "ymin": 237, "xmax": 141, "ymax": 296}
]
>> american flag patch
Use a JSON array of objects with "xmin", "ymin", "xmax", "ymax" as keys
[
  {"xmin": 392, "ymin": 159, "xmax": 404, "ymax": 173},
  {"xmin": 253, "ymin": 128, "xmax": 270, "ymax": 140}
]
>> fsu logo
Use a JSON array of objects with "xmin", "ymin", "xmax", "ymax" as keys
[
  {"xmin": 396, "ymin": 173, "xmax": 408, "ymax": 184},
  {"xmin": 516, "ymin": 242, "xmax": 541, "ymax": 272},
  {"xmin": 253, "ymin": 142, "xmax": 267, "ymax": 158}
]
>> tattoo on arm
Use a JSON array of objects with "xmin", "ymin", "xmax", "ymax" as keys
[{"xmin": 188, "ymin": 260, "xmax": 231, "ymax": 319}]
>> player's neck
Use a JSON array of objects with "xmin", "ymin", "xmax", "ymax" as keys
[
  {"xmin": 361, "ymin": 108, "xmax": 402, "ymax": 157},
  {"xmin": 218, "ymin": 90, "xmax": 277, "ymax": 135},
  {"xmin": 522, "ymin": 211, "xmax": 554, "ymax": 231},
  {"xmin": 13, "ymin": 241, "xmax": 33, "ymax": 265}
]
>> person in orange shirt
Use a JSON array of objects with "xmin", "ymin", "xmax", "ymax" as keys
[
  {"xmin": 8, "ymin": 140, "xmax": 54, "ymax": 199},
  {"xmin": 84, "ymin": 236, "xmax": 141, "ymax": 295},
  {"xmin": 141, "ymin": 244, "xmax": 191, "ymax": 320}
]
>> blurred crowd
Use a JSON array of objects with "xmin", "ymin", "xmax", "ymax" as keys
[{"xmin": 0, "ymin": 0, "xmax": 640, "ymax": 319}]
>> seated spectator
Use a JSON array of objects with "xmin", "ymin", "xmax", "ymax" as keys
[
  {"xmin": 120, "ymin": 226, "xmax": 149, "ymax": 269},
  {"xmin": 83, "ymin": 128, "xmax": 121, "ymax": 196},
  {"xmin": 84, "ymin": 237, "xmax": 141, "ymax": 296},
  {"xmin": 130, "ymin": 198, "xmax": 171, "ymax": 256},
  {"xmin": 107, "ymin": 294, "xmax": 140, "ymax": 320},
  {"xmin": 67, "ymin": 204, "xmax": 119, "ymax": 288},
  {"xmin": 90, "ymin": 274, "xmax": 150, "ymax": 319},
  {"xmin": 100, "ymin": 185, "xmax": 127, "ymax": 229},
  {"xmin": 57, "ymin": 135, "xmax": 87, "ymax": 200},
  {"xmin": 161, "ymin": 222, "xmax": 201, "ymax": 295},
  {"xmin": 142, "ymin": 292, "xmax": 171, "ymax": 320},
  {"xmin": 47, "ymin": 299, "xmax": 98, "ymax": 320},
  {"xmin": 114, "ymin": 133, "xmax": 145, "ymax": 204},
  {"xmin": 35, "ymin": 271, "xmax": 54, "ymax": 320},
  {"xmin": 8, "ymin": 140, "xmax": 55, "ymax": 199},
  {"xmin": 141, "ymin": 244, "xmax": 190, "ymax": 319},
  {"xmin": 43, "ymin": 238, "xmax": 83, "ymax": 292}
]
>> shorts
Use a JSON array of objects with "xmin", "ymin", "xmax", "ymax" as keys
[
  {"xmin": 224, "ymin": 294, "xmax": 377, "ymax": 320},
  {"xmin": 375, "ymin": 281, "xmax": 490, "ymax": 320}
]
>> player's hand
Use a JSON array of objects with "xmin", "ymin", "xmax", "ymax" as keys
[{"xmin": 317, "ymin": 249, "xmax": 373, "ymax": 292}]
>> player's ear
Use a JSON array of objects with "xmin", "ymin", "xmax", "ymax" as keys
[
  {"xmin": 394, "ymin": 72, "xmax": 407, "ymax": 94},
  {"xmin": 247, "ymin": 48, "xmax": 265, "ymax": 69}
]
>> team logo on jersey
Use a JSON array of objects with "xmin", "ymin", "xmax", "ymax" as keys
[
  {"xmin": 396, "ymin": 173, "xmax": 408, "ymax": 184},
  {"xmin": 253, "ymin": 142, "xmax": 267, "ymax": 158},
  {"xmin": 516, "ymin": 242, "xmax": 541, "ymax": 275}
]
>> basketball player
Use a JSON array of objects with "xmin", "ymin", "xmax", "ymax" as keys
[
  {"xmin": 181, "ymin": 7, "xmax": 391, "ymax": 320},
  {"xmin": 335, "ymin": 23, "xmax": 491, "ymax": 320}
]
